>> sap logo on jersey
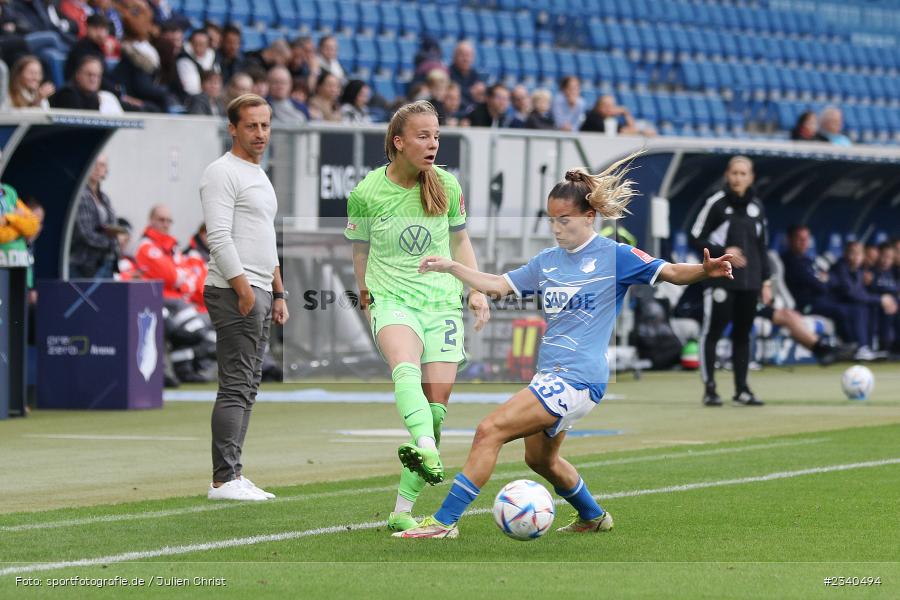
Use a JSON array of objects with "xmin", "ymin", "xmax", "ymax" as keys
[{"xmin": 542, "ymin": 286, "xmax": 582, "ymax": 314}]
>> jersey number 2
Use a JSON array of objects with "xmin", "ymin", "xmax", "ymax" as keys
[{"xmin": 443, "ymin": 319, "xmax": 458, "ymax": 347}]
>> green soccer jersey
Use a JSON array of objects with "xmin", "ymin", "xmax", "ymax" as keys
[{"xmin": 344, "ymin": 165, "xmax": 467, "ymax": 311}]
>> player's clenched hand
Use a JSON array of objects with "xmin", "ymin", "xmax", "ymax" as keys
[
  {"xmin": 273, "ymin": 298, "xmax": 289, "ymax": 324},
  {"xmin": 703, "ymin": 248, "xmax": 734, "ymax": 280},
  {"xmin": 418, "ymin": 256, "xmax": 454, "ymax": 273},
  {"xmin": 468, "ymin": 290, "xmax": 491, "ymax": 332}
]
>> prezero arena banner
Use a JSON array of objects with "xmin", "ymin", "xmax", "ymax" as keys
[{"xmin": 318, "ymin": 132, "xmax": 462, "ymax": 226}]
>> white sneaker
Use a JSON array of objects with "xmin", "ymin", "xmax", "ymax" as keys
[
  {"xmin": 854, "ymin": 346, "xmax": 877, "ymax": 361},
  {"xmin": 207, "ymin": 479, "xmax": 268, "ymax": 501},
  {"xmin": 239, "ymin": 476, "xmax": 276, "ymax": 499}
]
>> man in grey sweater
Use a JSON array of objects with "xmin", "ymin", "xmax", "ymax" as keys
[{"xmin": 200, "ymin": 93, "xmax": 289, "ymax": 501}]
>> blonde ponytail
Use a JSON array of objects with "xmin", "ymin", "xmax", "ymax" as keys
[{"xmin": 384, "ymin": 100, "xmax": 448, "ymax": 216}]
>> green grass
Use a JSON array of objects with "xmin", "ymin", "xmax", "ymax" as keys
[{"xmin": 1, "ymin": 364, "xmax": 899, "ymax": 598}]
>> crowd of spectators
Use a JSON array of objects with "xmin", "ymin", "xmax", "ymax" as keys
[
  {"xmin": 782, "ymin": 226, "xmax": 899, "ymax": 360},
  {"xmin": 0, "ymin": 2, "xmax": 862, "ymax": 143}
]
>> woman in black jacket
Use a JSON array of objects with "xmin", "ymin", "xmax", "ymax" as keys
[{"xmin": 689, "ymin": 156, "xmax": 771, "ymax": 407}]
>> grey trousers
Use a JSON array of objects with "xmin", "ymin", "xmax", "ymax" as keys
[{"xmin": 204, "ymin": 285, "xmax": 272, "ymax": 483}]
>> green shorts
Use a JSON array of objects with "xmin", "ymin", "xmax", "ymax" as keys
[{"xmin": 369, "ymin": 299, "xmax": 466, "ymax": 366}]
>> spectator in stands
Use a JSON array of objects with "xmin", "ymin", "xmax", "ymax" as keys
[
  {"xmin": 423, "ymin": 68, "xmax": 449, "ymax": 122},
  {"xmin": 176, "ymin": 28, "xmax": 219, "ymax": 97},
  {"xmin": 317, "ymin": 34, "xmax": 345, "ymax": 85},
  {"xmin": 790, "ymin": 111, "xmax": 820, "ymax": 141},
  {"xmin": 8, "ymin": 54, "xmax": 52, "ymax": 109},
  {"xmin": 816, "ymin": 106, "xmax": 851, "ymax": 146},
  {"xmin": 288, "ymin": 35, "xmax": 318, "ymax": 91},
  {"xmin": 242, "ymin": 38, "xmax": 290, "ymax": 73},
  {"xmin": 204, "ymin": 20, "xmax": 221, "ymax": 51},
  {"xmin": 9, "ymin": 0, "xmax": 77, "ymax": 46},
  {"xmin": 114, "ymin": 217, "xmax": 138, "ymax": 278},
  {"xmin": 64, "ymin": 14, "xmax": 112, "ymax": 83},
  {"xmin": 152, "ymin": 19, "xmax": 186, "ymax": 100},
  {"xmin": 553, "ymin": 76, "xmax": 585, "ymax": 132},
  {"xmin": 59, "ymin": 0, "xmax": 90, "ymax": 38},
  {"xmin": 135, "ymin": 203, "xmax": 211, "ymax": 382},
  {"xmin": 525, "ymin": 88, "xmax": 555, "ymax": 130},
  {"xmin": 113, "ymin": 3, "xmax": 174, "ymax": 112},
  {"xmin": 183, "ymin": 222, "xmax": 208, "ymax": 311},
  {"xmin": 449, "ymin": 40, "xmax": 483, "ymax": 110},
  {"xmin": 782, "ymin": 225, "xmax": 870, "ymax": 358},
  {"xmin": 581, "ymin": 94, "xmax": 640, "ymax": 135},
  {"xmin": 222, "ymin": 70, "xmax": 251, "ymax": 106},
  {"xmin": 290, "ymin": 76, "xmax": 311, "ymax": 117},
  {"xmin": 508, "ymin": 84, "xmax": 530, "ymax": 128},
  {"xmin": 217, "ymin": 24, "xmax": 242, "ymax": 84},
  {"xmin": 186, "ymin": 68, "xmax": 223, "ymax": 116},
  {"xmin": 267, "ymin": 65, "xmax": 306, "ymax": 124},
  {"xmin": 308, "ymin": 70, "xmax": 341, "ymax": 122},
  {"xmin": 869, "ymin": 242, "xmax": 897, "ymax": 352},
  {"xmin": 863, "ymin": 242, "xmax": 879, "ymax": 277},
  {"xmin": 50, "ymin": 54, "xmax": 122, "ymax": 112},
  {"xmin": 340, "ymin": 78, "xmax": 370, "ymax": 124},
  {"xmin": 830, "ymin": 240, "xmax": 897, "ymax": 359},
  {"xmin": 442, "ymin": 81, "xmax": 463, "ymax": 126},
  {"xmin": 413, "ymin": 34, "xmax": 444, "ymax": 80},
  {"xmin": 69, "ymin": 154, "xmax": 119, "ymax": 278},
  {"xmin": 464, "ymin": 82, "xmax": 511, "ymax": 128},
  {"xmin": 246, "ymin": 65, "xmax": 268, "ymax": 98},
  {"xmin": 90, "ymin": 0, "xmax": 122, "ymax": 43}
]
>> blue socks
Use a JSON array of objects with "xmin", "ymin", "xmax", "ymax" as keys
[
  {"xmin": 555, "ymin": 478, "xmax": 604, "ymax": 521},
  {"xmin": 435, "ymin": 473, "xmax": 480, "ymax": 526}
]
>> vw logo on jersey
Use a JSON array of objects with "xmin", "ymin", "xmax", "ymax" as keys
[
  {"xmin": 580, "ymin": 257, "xmax": 597, "ymax": 273},
  {"xmin": 398, "ymin": 225, "xmax": 432, "ymax": 256},
  {"xmin": 746, "ymin": 203, "xmax": 760, "ymax": 218},
  {"xmin": 543, "ymin": 286, "xmax": 582, "ymax": 315}
]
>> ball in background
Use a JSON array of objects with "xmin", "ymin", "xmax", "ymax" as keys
[{"xmin": 841, "ymin": 365, "xmax": 875, "ymax": 400}]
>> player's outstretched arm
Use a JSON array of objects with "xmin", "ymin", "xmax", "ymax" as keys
[
  {"xmin": 419, "ymin": 256, "xmax": 512, "ymax": 297},
  {"xmin": 659, "ymin": 248, "xmax": 734, "ymax": 285}
]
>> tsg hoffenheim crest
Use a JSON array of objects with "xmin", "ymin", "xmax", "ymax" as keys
[
  {"xmin": 580, "ymin": 257, "xmax": 597, "ymax": 273},
  {"xmin": 137, "ymin": 308, "xmax": 158, "ymax": 382}
]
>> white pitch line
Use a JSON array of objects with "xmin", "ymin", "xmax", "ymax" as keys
[
  {"xmin": 1, "ymin": 457, "xmax": 898, "ymax": 578},
  {"xmin": 0, "ymin": 438, "xmax": 827, "ymax": 534},
  {"xmin": 22, "ymin": 434, "xmax": 201, "ymax": 442}
]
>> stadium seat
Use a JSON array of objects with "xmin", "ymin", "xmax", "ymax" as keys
[
  {"xmin": 420, "ymin": 5, "xmax": 441, "ymax": 38},
  {"xmin": 296, "ymin": 1, "xmax": 317, "ymax": 31},
  {"xmin": 518, "ymin": 46, "xmax": 539, "ymax": 80},
  {"xmin": 575, "ymin": 51, "xmax": 598, "ymax": 84},
  {"xmin": 680, "ymin": 59, "xmax": 701, "ymax": 90},
  {"xmin": 439, "ymin": 8, "xmax": 462, "ymax": 40},
  {"xmin": 372, "ymin": 75, "xmax": 398, "ymax": 102},
  {"xmin": 180, "ymin": 0, "xmax": 204, "ymax": 22},
  {"xmin": 359, "ymin": 1, "xmax": 380, "ymax": 34},
  {"xmin": 655, "ymin": 25, "xmax": 675, "ymax": 63},
  {"xmin": 635, "ymin": 92, "xmax": 658, "ymax": 124},
  {"xmin": 514, "ymin": 13, "xmax": 535, "ymax": 45},
  {"xmin": 400, "ymin": 5, "xmax": 422, "ymax": 36},
  {"xmin": 609, "ymin": 54, "xmax": 633, "ymax": 87},
  {"xmin": 242, "ymin": 30, "xmax": 265, "ymax": 51},
  {"xmin": 354, "ymin": 36, "xmax": 377, "ymax": 74},
  {"xmin": 252, "ymin": 0, "xmax": 277, "ymax": 27},
  {"xmin": 480, "ymin": 44, "xmax": 501, "ymax": 78},
  {"xmin": 460, "ymin": 10, "xmax": 479, "ymax": 40},
  {"xmin": 336, "ymin": 1, "xmax": 360, "ymax": 33},
  {"xmin": 205, "ymin": 0, "xmax": 227, "ymax": 26},
  {"xmin": 397, "ymin": 38, "xmax": 417, "ymax": 73},
  {"xmin": 335, "ymin": 33, "xmax": 356, "ymax": 73},
  {"xmin": 378, "ymin": 2, "xmax": 401, "ymax": 35},
  {"xmin": 589, "ymin": 21, "xmax": 609, "ymax": 51},
  {"xmin": 375, "ymin": 37, "xmax": 399, "ymax": 73},
  {"xmin": 496, "ymin": 13, "xmax": 517, "ymax": 43},
  {"xmin": 271, "ymin": 0, "xmax": 297, "ymax": 29},
  {"xmin": 316, "ymin": 0, "xmax": 339, "ymax": 31},
  {"xmin": 537, "ymin": 48, "xmax": 558, "ymax": 82},
  {"xmin": 498, "ymin": 45, "xmax": 521, "ymax": 80},
  {"xmin": 230, "ymin": 0, "xmax": 252, "ymax": 25},
  {"xmin": 477, "ymin": 11, "xmax": 499, "ymax": 42},
  {"xmin": 556, "ymin": 50, "xmax": 577, "ymax": 79}
]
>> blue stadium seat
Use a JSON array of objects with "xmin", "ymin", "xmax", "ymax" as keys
[
  {"xmin": 654, "ymin": 93, "xmax": 676, "ymax": 125},
  {"xmin": 180, "ymin": 0, "xmax": 204, "ymax": 22},
  {"xmin": 205, "ymin": 0, "xmax": 227, "ymax": 25},
  {"xmin": 498, "ymin": 45, "xmax": 520, "ymax": 80},
  {"xmin": 637, "ymin": 24, "xmax": 658, "ymax": 63},
  {"xmin": 375, "ymin": 36, "xmax": 399, "ymax": 73},
  {"xmin": 400, "ymin": 5, "xmax": 421, "ymax": 36},
  {"xmin": 479, "ymin": 44, "xmax": 501, "ymax": 77},
  {"xmin": 264, "ymin": 29, "xmax": 284, "ymax": 46},
  {"xmin": 655, "ymin": 25, "xmax": 675, "ymax": 63},
  {"xmin": 537, "ymin": 48, "xmax": 558, "ymax": 82},
  {"xmin": 719, "ymin": 32, "xmax": 739, "ymax": 60},
  {"xmin": 439, "ymin": 7, "xmax": 462, "ymax": 40},
  {"xmin": 397, "ymin": 38, "xmax": 417, "ymax": 73},
  {"xmin": 699, "ymin": 61, "xmax": 718, "ymax": 92},
  {"xmin": 378, "ymin": 2, "xmax": 401, "ymax": 35},
  {"xmin": 780, "ymin": 38, "xmax": 799, "ymax": 65},
  {"xmin": 337, "ymin": 1, "xmax": 360, "ymax": 33},
  {"xmin": 496, "ymin": 13, "xmax": 517, "ymax": 43},
  {"xmin": 671, "ymin": 27, "xmax": 691, "ymax": 60},
  {"xmin": 316, "ymin": 0, "xmax": 339, "ymax": 31},
  {"xmin": 242, "ymin": 30, "xmax": 265, "ymax": 51},
  {"xmin": 359, "ymin": 1, "xmax": 380, "ymax": 34},
  {"xmin": 420, "ymin": 5, "xmax": 441, "ymax": 38},
  {"xmin": 680, "ymin": 59, "xmax": 701, "ymax": 90},
  {"xmin": 335, "ymin": 33, "xmax": 355, "ymax": 72},
  {"xmin": 252, "ymin": 0, "xmax": 277, "ymax": 27},
  {"xmin": 514, "ymin": 13, "xmax": 535, "ymax": 45},
  {"xmin": 354, "ymin": 36, "xmax": 377, "ymax": 74},
  {"xmin": 372, "ymin": 75, "xmax": 398, "ymax": 102},
  {"xmin": 272, "ymin": 0, "xmax": 297, "ymax": 29},
  {"xmin": 594, "ymin": 53, "xmax": 612, "ymax": 84},
  {"xmin": 575, "ymin": 51, "xmax": 597, "ymax": 83},
  {"xmin": 519, "ymin": 46, "xmax": 539, "ymax": 80},
  {"xmin": 775, "ymin": 101, "xmax": 799, "ymax": 130},
  {"xmin": 713, "ymin": 62, "xmax": 733, "ymax": 90},
  {"xmin": 296, "ymin": 1, "xmax": 317, "ymax": 30},
  {"xmin": 635, "ymin": 93, "xmax": 658, "ymax": 124},
  {"xmin": 609, "ymin": 54, "xmax": 633, "ymax": 87},
  {"xmin": 881, "ymin": 76, "xmax": 899, "ymax": 101},
  {"xmin": 589, "ymin": 21, "xmax": 609, "ymax": 51},
  {"xmin": 618, "ymin": 90, "xmax": 636, "ymax": 116},
  {"xmin": 459, "ymin": 9, "xmax": 479, "ymax": 40},
  {"xmin": 690, "ymin": 95, "xmax": 711, "ymax": 129},
  {"xmin": 556, "ymin": 50, "xmax": 577, "ymax": 78},
  {"xmin": 671, "ymin": 94, "xmax": 693, "ymax": 125},
  {"xmin": 478, "ymin": 10, "xmax": 499, "ymax": 42},
  {"xmin": 677, "ymin": 2, "xmax": 698, "ymax": 27},
  {"xmin": 708, "ymin": 96, "xmax": 729, "ymax": 130},
  {"xmin": 795, "ymin": 40, "xmax": 813, "ymax": 66},
  {"xmin": 230, "ymin": 0, "xmax": 252, "ymax": 25},
  {"xmin": 604, "ymin": 21, "xmax": 626, "ymax": 53},
  {"xmin": 704, "ymin": 30, "xmax": 723, "ymax": 60}
]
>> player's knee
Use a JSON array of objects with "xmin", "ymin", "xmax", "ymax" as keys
[
  {"xmin": 524, "ymin": 451, "xmax": 552, "ymax": 475},
  {"xmin": 473, "ymin": 419, "xmax": 503, "ymax": 446}
]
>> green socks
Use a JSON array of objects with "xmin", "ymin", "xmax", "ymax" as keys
[
  {"xmin": 398, "ymin": 402, "xmax": 447, "ymax": 503},
  {"xmin": 392, "ymin": 363, "xmax": 434, "ymax": 442}
]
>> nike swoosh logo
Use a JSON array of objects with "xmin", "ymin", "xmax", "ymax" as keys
[
  {"xmin": 403, "ymin": 409, "xmax": 425, "ymax": 419},
  {"xmin": 542, "ymin": 267, "xmax": 558, "ymax": 273},
  {"xmin": 380, "ymin": 216, "xmax": 391, "ymax": 222}
]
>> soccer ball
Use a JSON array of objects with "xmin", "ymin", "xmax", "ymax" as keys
[
  {"xmin": 492, "ymin": 479, "xmax": 555, "ymax": 541},
  {"xmin": 841, "ymin": 365, "xmax": 874, "ymax": 400}
]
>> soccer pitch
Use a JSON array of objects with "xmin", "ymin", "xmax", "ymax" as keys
[{"xmin": 2, "ymin": 364, "xmax": 899, "ymax": 598}]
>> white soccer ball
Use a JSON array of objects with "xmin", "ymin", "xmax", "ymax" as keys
[
  {"xmin": 492, "ymin": 479, "xmax": 555, "ymax": 541},
  {"xmin": 841, "ymin": 365, "xmax": 874, "ymax": 400}
]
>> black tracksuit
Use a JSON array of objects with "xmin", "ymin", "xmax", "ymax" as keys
[{"xmin": 689, "ymin": 186, "xmax": 770, "ymax": 392}]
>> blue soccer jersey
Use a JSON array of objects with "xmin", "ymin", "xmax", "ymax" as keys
[{"xmin": 503, "ymin": 234, "xmax": 667, "ymax": 401}]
